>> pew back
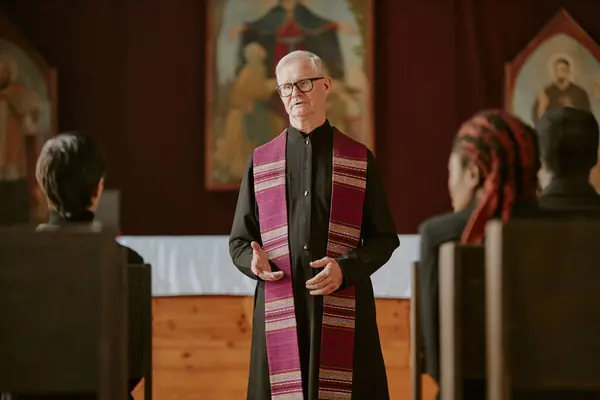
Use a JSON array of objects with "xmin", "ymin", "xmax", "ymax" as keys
[
  {"xmin": 439, "ymin": 242, "xmax": 485, "ymax": 400},
  {"xmin": 127, "ymin": 263, "xmax": 153, "ymax": 399},
  {"xmin": 0, "ymin": 228, "xmax": 127, "ymax": 399},
  {"xmin": 486, "ymin": 219, "xmax": 600, "ymax": 399},
  {"xmin": 411, "ymin": 261, "xmax": 423, "ymax": 400}
]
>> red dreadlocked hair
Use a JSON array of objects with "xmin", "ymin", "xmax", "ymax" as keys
[{"xmin": 455, "ymin": 110, "xmax": 539, "ymax": 244}]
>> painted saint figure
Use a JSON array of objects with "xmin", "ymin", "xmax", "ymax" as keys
[
  {"xmin": 532, "ymin": 57, "xmax": 592, "ymax": 123},
  {"xmin": 0, "ymin": 53, "xmax": 44, "ymax": 225},
  {"xmin": 229, "ymin": 0, "xmax": 351, "ymax": 81}
]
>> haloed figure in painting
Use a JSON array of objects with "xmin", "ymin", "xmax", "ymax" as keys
[{"xmin": 229, "ymin": 50, "xmax": 399, "ymax": 399}]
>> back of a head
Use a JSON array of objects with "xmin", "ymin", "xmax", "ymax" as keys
[
  {"xmin": 453, "ymin": 110, "xmax": 540, "ymax": 243},
  {"xmin": 35, "ymin": 132, "xmax": 106, "ymax": 216},
  {"xmin": 536, "ymin": 106, "xmax": 599, "ymax": 177}
]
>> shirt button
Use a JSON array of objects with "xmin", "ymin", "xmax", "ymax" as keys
[
  {"xmin": 304, "ymin": 190, "xmax": 309, "ymax": 196},
  {"xmin": 304, "ymin": 163, "xmax": 308, "ymax": 169},
  {"xmin": 305, "ymin": 139, "xmax": 310, "ymax": 145},
  {"xmin": 303, "ymin": 245, "xmax": 308, "ymax": 251}
]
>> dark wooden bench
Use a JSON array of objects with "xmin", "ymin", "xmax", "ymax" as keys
[
  {"xmin": 127, "ymin": 263, "xmax": 153, "ymax": 399},
  {"xmin": 439, "ymin": 242, "xmax": 485, "ymax": 400},
  {"xmin": 486, "ymin": 219, "xmax": 600, "ymax": 399},
  {"xmin": 0, "ymin": 228, "xmax": 128, "ymax": 399},
  {"xmin": 411, "ymin": 261, "xmax": 423, "ymax": 400}
]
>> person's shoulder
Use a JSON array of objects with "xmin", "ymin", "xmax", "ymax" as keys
[
  {"xmin": 537, "ymin": 202, "xmax": 600, "ymax": 219},
  {"xmin": 331, "ymin": 127, "xmax": 373, "ymax": 161},
  {"xmin": 333, "ymin": 127, "xmax": 365, "ymax": 147},
  {"xmin": 254, "ymin": 130, "xmax": 287, "ymax": 154},
  {"xmin": 538, "ymin": 185, "xmax": 600, "ymax": 215},
  {"xmin": 419, "ymin": 209, "xmax": 471, "ymax": 246},
  {"xmin": 571, "ymin": 82, "xmax": 588, "ymax": 92},
  {"xmin": 419, "ymin": 211, "xmax": 457, "ymax": 236}
]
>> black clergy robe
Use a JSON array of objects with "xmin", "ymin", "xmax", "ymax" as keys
[{"xmin": 229, "ymin": 120, "xmax": 399, "ymax": 400}]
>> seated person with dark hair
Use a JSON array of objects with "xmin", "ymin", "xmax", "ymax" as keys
[
  {"xmin": 10, "ymin": 132, "xmax": 144, "ymax": 399},
  {"xmin": 536, "ymin": 106, "xmax": 600, "ymax": 212},
  {"xmin": 418, "ymin": 110, "xmax": 540, "ymax": 399}
]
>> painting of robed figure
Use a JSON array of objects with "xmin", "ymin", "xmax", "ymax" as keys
[
  {"xmin": 0, "ymin": 12, "xmax": 57, "ymax": 225},
  {"xmin": 504, "ymin": 9, "xmax": 600, "ymax": 194},
  {"xmin": 205, "ymin": 0, "xmax": 374, "ymax": 190},
  {"xmin": 231, "ymin": 0, "xmax": 348, "ymax": 81}
]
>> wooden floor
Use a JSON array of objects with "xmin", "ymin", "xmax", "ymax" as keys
[{"xmin": 132, "ymin": 296, "xmax": 437, "ymax": 400}]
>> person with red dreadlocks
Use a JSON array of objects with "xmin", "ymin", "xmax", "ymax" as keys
[{"xmin": 417, "ymin": 109, "xmax": 540, "ymax": 399}]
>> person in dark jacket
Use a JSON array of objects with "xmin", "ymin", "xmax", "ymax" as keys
[
  {"xmin": 536, "ymin": 106, "xmax": 600, "ymax": 213},
  {"xmin": 418, "ymin": 110, "xmax": 539, "ymax": 399},
  {"xmin": 8, "ymin": 132, "xmax": 145, "ymax": 400}
]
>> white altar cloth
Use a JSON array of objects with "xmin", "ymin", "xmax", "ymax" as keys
[{"xmin": 117, "ymin": 235, "xmax": 420, "ymax": 298}]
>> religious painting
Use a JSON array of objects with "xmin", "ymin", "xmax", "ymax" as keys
[
  {"xmin": 205, "ymin": 0, "xmax": 374, "ymax": 190},
  {"xmin": 0, "ymin": 12, "xmax": 58, "ymax": 226},
  {"xmin": 504, "ymin": 9, "xmax": 600, "ymax": 193}
]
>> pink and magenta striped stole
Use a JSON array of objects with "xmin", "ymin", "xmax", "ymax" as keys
[{"xmin": 253, "ymin": 128, "xmax": 367, "ymax": 400}]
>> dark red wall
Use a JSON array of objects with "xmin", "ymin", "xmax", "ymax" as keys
[{"xmin": 3, "ymin": 0, "xmax": 600, "ymax": 235}]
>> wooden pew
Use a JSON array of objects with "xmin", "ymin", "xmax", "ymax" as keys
[
  {"xmin": 411, "ymin": 261, "xmax": 423, "ymax": 400},
  {"xmin": 485, "ymin": 219, "xmax": 600, "ymax": 400},
  {"xmin": 439, "ymin": 242, "xmax": 485, "ymax": 400},
  {"xmin": 128, "ymin": 264, "xmax": 153, "ymax": 399},
  {"xmin": 0, "ymin": 228, "xmax": 128, "ymax": 399}
]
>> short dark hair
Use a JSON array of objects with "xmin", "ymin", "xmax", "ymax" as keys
[
  {"xmin": 35, "ymin": 132, "xmax": 106, "ymax": 215},
  {"xmin": 536, "ymin": 107, "xmax": 599, "ymax": 176}
]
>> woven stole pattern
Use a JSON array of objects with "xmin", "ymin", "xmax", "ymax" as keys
[
  {"xmin": 254, "ymin": 131, "xmax": 304, "ymax": 399},
  {"xmin": 318, "ymin": 130, "xmax": 367, "ymax": 400},
  {"xmin": 253, "ymin": 129, "xmax": 367, "ymax": 400}
]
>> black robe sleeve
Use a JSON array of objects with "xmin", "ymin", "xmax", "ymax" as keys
[
  {"xmin": 335, "ymin": 150, "xmax": 399, "ymax": 288},
  {"xmin": 229, "ymin": 155, "xmax": 261, "ymax": 281}
]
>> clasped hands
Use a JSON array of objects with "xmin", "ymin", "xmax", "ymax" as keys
[{"xmin": 250, "ymin": 241, "xmax": 343, "ymax": 295}]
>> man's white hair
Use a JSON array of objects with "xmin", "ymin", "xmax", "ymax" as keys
[{"xmin": 275, "ymin": 50, "xmax": 325, "ymax": 77}]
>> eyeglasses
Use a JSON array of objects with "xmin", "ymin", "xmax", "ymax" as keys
[{"xmin": 276, "ymin": 77, "xmax": 325, "ymax": 97}]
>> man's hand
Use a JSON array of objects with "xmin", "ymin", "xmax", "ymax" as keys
[
  {"xmin": 306, "ymin": 257, "xmax": 343, "ymax": 295},
  {"xmin": 250, "ymin": 241, "xmax": 284, "ymax": 281}
]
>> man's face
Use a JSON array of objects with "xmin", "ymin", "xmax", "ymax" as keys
[
  {"xmin": 276, "ymin": 59, "xmax": 330, "ymax": 119},
  {"xmin": 554, "ymin": 61, "xmax": 570, "ymax": 83},
  {"xmin": 447, "ymin": 152, "xmax": 479, "ymax": 212}
]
